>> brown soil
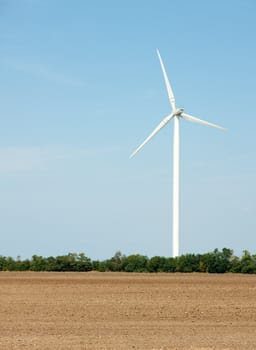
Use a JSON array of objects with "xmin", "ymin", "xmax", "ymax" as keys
[{"xmin": 0, "ymin": 272, "xmax": 256, "ymax": 349}]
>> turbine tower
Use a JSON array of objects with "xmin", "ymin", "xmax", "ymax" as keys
[{"xmin": 130, "ymin": 50, "xmax": 225, "ymax": 257}]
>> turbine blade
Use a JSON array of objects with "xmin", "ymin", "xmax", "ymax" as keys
[
  {"xmin": 130, "ymin": 114, "xmax": 174, "ymax": 158},
  {"xmin": 157, "ymin": 49, "xmax": 176, "ymax": 111},
  {"xmin": 181, "ymin": 113, "xmax": 226, "ymax": 130}
]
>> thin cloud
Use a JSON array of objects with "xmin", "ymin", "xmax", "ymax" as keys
[
  {"xmin": 0, "ymin": 146, "xmax": 76, "ymax": 173},
  {"xmin": 1, "ymin": 57, "xmax": 83, "ymax": 87},
  {"xmin": 0, "ymin": 146, "xmax": 117, "ymax": 174},
  {"xmin": 0, "ymin": 147, "xmax": 56, "ymax": 173}
]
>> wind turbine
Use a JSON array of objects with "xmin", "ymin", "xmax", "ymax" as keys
[{"xmin": 130, "ymin": 50, "xmax": 225, "ymax": 258}]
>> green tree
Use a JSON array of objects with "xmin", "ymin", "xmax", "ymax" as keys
[
  {"xmin": 0, "ymin": 256, "xmax": 7, "ymax": 271},
  {"xmin": 104, "ymin": 251, "xmax": 126, "ymax": 271},
  {"xmin": 97, "ymin": 261, "xmax": 107, "ymax": 272},
  {"xmin": 16, "ymin": 256, "xmax": 30, "ymax": 271},
  {"xmin": 200, "ymin": 248, "xmax": 234, "ymax": 273},
  {"xmin": 45, "ymin": 256, "xmax": 56, "ymax": 271},
  {"xmin": 162, "ymin": 257, "xmax": 177, "ymax": 272},
  {"xmin": 30, "ymin": 255, "xmax": 47, "ymax": 271},
  {"xmin": 148, "ymin": 256, "xmax": 167, "ymax": 272},
  {"xmin": 123, "ymin": 254, "xmax": 148, "ymax": 272},
  {"xmin": 239, "ymin": 250, "xmax": 256, "ymax": 274},
  {"xmin": 176, "ymin": 254, "xmax": 200, "ymax": 272},
  {"xmin": 75, "ymin": 253, "xmax": 92, "ymax": 271}
]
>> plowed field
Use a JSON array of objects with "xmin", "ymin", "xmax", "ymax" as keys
[{"xmin": 0, "ymin": 272, "xmax": 256, "ymax": 349}]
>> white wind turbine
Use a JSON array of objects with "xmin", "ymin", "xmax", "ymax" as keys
[{"xmin": 130, "ymin": 50, "xmax": 225, "ymax": 258}]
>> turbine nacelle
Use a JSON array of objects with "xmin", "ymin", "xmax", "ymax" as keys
[{"xmin": 173, "ymin": 108, "xmax": 184, "ymax": 116}]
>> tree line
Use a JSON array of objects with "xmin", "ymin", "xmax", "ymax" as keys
[{"xmin": 0, "ymin": 249, "xmax": 256, "ymax": 273}]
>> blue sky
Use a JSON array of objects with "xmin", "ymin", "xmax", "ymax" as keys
[{"xmin": 0, "ymin": 0, "xmax": 255, "ymax": 259}]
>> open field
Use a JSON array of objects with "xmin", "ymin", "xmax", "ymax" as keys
[{"xmin": 0, "ymin": 272, "xmax": 256, "ymax": 349}]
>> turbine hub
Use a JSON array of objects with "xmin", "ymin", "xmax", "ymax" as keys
[{"xmin": 174, "ymin": 108, "xmax": 184, "ymax": 116}]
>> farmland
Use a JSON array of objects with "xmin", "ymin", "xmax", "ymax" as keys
[{"xmin": 0, "ymin": 272, "xmax": 256, "ymax": 349}]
